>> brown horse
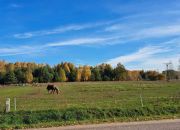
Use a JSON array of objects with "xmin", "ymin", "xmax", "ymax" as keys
[{"xmin": 47, "ymin": 84, "xmax": 59, "ymax": 94}]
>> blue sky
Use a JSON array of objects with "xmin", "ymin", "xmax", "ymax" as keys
[{"xmin": 0, "ymin": 0, "xmax": 180, "ymax": 71}]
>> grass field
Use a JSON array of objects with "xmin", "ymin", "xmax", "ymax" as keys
[
  {"xmin": 0, "ymin": 81, "xmax": 179, "ymax": 111},
  {"xmin": 0, "ymin": 81, "xmax": 179, "ymax": 129}
]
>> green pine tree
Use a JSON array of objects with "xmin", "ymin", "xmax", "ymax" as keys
[{"xmin": 4, "ymin": 71, "xmax": 17, "ymax": 84}]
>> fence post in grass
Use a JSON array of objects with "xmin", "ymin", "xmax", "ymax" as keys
[
  {"xmin": 140, "ymin": 94, "xmax": 144, "ymax": 107},
  {"xmin": 5, "ymin": 98, "xmax": 10, "ymax": 113},
  {"xmin": 14, "ymin": 98, "xmax": 16, "ymax": 111}
]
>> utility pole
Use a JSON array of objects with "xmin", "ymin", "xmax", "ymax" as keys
[
  {"xmin": 164, "ymin": 62, "xmax": 172, "ymax": 82},
  {"xmin": 178, "ymin": 59, "xmax": 180, "ymax": 80}
]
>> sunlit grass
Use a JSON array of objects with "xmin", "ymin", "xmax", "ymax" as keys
[{"xmin": 0, "ymin": 81, "xmax": 179, "ymax": 111}]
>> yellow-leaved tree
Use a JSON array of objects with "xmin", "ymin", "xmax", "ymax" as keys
[
  {"xmin": 81, "ymin": 66, "xmax": 91, "ymax": 81},
  {"xmin": 25, "ymin": 70, "xmax": 33, "ymax": 83},
  {"xmin": 58, "ymin": 68, "xmax": 67, "ymax": 82},
  {"xmin": 76, "ymin": 67, "xmax": 83, "ymax": 81}
]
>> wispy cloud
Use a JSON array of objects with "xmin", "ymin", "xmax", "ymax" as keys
[
  {"xmin": 13, "ymin": 12, "xmax": 180, "ymax": 42},
  {"xmin": 106, "ymin": 44, "xmax": 180, "ymax": 71},
  {"xmin": 2, "ymin": 0, "xmax": 180, "ymax": 71},
  {"xmin": 13, "ymin": 25, "xmax": 89, "ymax": 39},
  {"xmin": 134, "ymin": 25, "xmax": 180, "ymax": 39},
  {"xmin": 13, "ymin": 21, "xmax": 114, "ymax": 39},
  {"xmin": 0, "ymin": 36, "xmax": 118, "ymax": 56},
  {"xmin": 105, "ymin": 23, "xmax": 180, "ymax": 43},
  {"xmin": 106, "ymin": 46, "xmax": 171, "ymax": 66},
  {"xmin": 46, "ymin": 37, "xmax": 116, "ymax": 47},
  {"xmin": 0, "ymin": 46, "xmax": 44, "ymax": 56},
  {"xmin": 138, "ymin": 55, "xmax": 180, "ymax": 71}
]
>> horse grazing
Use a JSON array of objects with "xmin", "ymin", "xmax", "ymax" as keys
[{"xmin": 47, "ymin": 84, "xmax": 59, "ymax": 94}]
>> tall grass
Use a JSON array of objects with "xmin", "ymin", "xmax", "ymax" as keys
[{"xmin": 0, "ymin": 105, "xmax": 179, "ymax": 129}]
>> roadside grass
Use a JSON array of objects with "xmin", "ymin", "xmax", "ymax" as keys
[
  {"xmin": 0, "ymin": 106, "xmax": 179, "ymax": 129},
  {"xmin": 0, "ymin": 81, "xmax": 179, "ymax": 129}
]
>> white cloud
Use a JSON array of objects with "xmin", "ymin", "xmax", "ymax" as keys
[
  {"xmin": 107, "ymin": 46, "xmax": 170, "ymax": 66},
  {"xmin": 13, "ymin": 21, "xmax": 113, "ymax": 39},
  {"xmin": 138, "ymin": 55, "xmax": 180, "ymax": 71},
  {"xmin": 0, "ymin": 46, "xmax": 44, "ymax": 56},
  {"xmin": 105, "ymin": 24, "xmax": 128, "ymax": 32},
  {"xmin": 105, "ymin": 23, "xmax": 180, "ymax": 42},
  {"xmin": 13, "ymin": 15, "xmax": 180, "ymax": 42},
  {"xmin": 14, "ymin": 33, "xmax": 33, "ymax": 39},
  {"xmin": 13, "ymin": 25, "xmax": 89, "ymax": 39},
  {"xmin": 135, "ymin": 25, "xmax": 180, "ymax": 39},
  {"xmin": 0, "ymin": 36, "xmax": 117, "ymax": 56},
  {"xmin": 46, "ymin": 37, "xmax": 115, "ymax": 47}
]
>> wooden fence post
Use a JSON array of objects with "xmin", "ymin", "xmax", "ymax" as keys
[
  {"xmin": 14, "ymin": 98, "xmax": 16, "ymax": 111},
  {"xmin": 6, "ymin": 98, "xmax": 10, "ymax": 112},
  {"xmin": 140, "ymin": 94, "xmax": 144, "ymax": 107}
]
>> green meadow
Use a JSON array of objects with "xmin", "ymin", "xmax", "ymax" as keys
[
  {"xmin": 0, "ymin": 81, "xmax": 179, "ymax": 111},
  {"xmin": 0, "ymin": 81, "xmax": 179, "ymax": 129}
]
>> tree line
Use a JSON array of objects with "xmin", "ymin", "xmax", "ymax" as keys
[{"xmin": 0, "ymin": 60, "xmax": 177, "ymax": 84}]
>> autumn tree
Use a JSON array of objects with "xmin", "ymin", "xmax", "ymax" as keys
[
  {"xmin": 127, "ymin": 70, "xmax": 141, "ymax": 81},
  {"xmin": 58, "ymin": 68, "xmax": 67, "ymax": 82},
  {"xmin": 25, "ymin": 70, "xmax": 33, "ymax": 83},
  {"xmin": 0, "ymin": 60, "xmax": 6, "ymax": 73},
  {"xmin": 68, "ymin": 62, "xmax": 75, "ymax": 71},
  {"xmin": 81, "ymin": 66, "xmax": 91, "ymax": 81},
  {"xmin": 0, "ymin": 60, "xmax": 167, "ymax": 84},
  {"xmin": 6, "ymin": 63, "xmax": 14, "ymax": 72},
  {"xmin": 0, "ymin": 61, "xmax": 6, "ymax": 84},
  {"xmin": 76, "ymin": 67, "xmax": 83, "ymax": 81},
  {"xmin": 157, "ymin": 74, "xmax": 165, "ymax": 80},
  {"xmin": 14, "ymin": 62, "xmax": 22, "ymax": 69},
  {"xmin": 145, "ymin": 71, "xmax": 159, "ymax": 81},
  {"xmin": 63, "ymin": 62, "xmax": 70, "ymax": 73}
]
